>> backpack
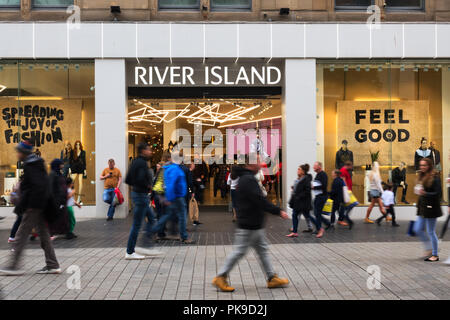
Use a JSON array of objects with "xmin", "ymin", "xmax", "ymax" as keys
[{"xmin": 152, "ymin": 168, "xmax": 165, "ymax": 195}]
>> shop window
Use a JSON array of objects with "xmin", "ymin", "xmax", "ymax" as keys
[
  {"xmin": 316, "ymin": 61, "xmax": 448, "ymax": 206},
  {"xmin": 0, "ymin": 61, "xmax": 96, "ymax": 207},
  {"xmin": 0, "ymin": 0, "xmax": 20, "ymax": 7},
  {"xmin": 159, "ymin": 0, "xmax": 200, "ymax": 10},
  {"xmin": 385, "ymin": 0, "xmax": 424, "ymax": 10},
  {"xmin": 335, "ymin": 0, "xmax": 373, "ymax": 10},
  {"xmin": 211, "ymin": 0, "xmax": 252, "ymax": 11},
  {"xmin": 32, "ymin": 0, "xmax": 73, "ymax": 8}
]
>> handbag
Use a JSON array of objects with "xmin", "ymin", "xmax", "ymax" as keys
[
  {"xmin": 322, "ymin": 198, "xmax": 333, "ymax": 215},
  {"xmin": 189, "ymin": 197, "xmax": 199, "ymax": 222}
]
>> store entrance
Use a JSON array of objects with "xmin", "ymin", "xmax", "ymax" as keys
[{"xmin": 127, "ymin": 86, "xmax": 283, "ymax": 207}]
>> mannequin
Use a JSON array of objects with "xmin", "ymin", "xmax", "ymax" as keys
[
  {"xmin": 335, "ymin": 140, "xmax": 354, "ymax": 169},
  {"xmin": 414, "ymin": 137, "xmax": 432, "ymax": 171},
  {"xmin": 70, "ymin": 140, "xmax": 86, "ymax": 204},
  {"xmin": 60, "ymin": 140, "xmax": 72, "ymax": 177},
  {"xmin": 391, "ymin": 161, "xmax": 409, "ymax": 204},
  {"xmin": 429, "ymin": 141, "xmax": 441, "ymax": 172}
]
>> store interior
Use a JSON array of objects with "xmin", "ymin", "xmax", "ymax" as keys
[{"xmin": 127, "ymin": 95, "xmax": 283, "ymax": 206}]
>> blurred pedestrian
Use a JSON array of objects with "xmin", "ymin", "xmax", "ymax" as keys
[
  {"xmin": 413, "ymin": 158, "xmax": 442, "ymax": 262},
  {"xmin": 376, "ymin": 183, "xmax": 400, "ymax": 227},
  {"xmin": 65, "ymin": 177, "xmax": 81, "ymax": 239},
  {"xmin": 227, "ymin": 164, "xmax": 241, "ymax": 222},
  {"xmin": 124, "ymin": 143, "xmax": 163, "ymax": 260},
  {"xmin": 48, "ymin": 159, "xmax": 70, "ymax": 239},
  {"xmin": 365, "ymin": 161, "xmax": 386, "ymax": 223},
  {"xmin": 212, "ymin": 155, "xmax": 289, "ymax": 292},
  {"xmin": 311, "ymin": 161, "xmax": 330, "ymax": 238},
  {"xmin": 286, "ymin": 164, "xmax": 312, "ymax": 237},
  {"xmin": 326, "ymin": 169, "xmax": 345, "ymax": 230},
  {"xmin": 0, "ymin": 140, "xmax": 61, "ymax": 275}
]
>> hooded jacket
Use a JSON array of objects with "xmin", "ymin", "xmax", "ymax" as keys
[
  {"xmin": 16, "ymin": 154, "xmax": 49, "ymax": 213},
  {"xmin": 163, "ymin": 162, "xmax": 187, "ymax": 202},
  {"xmin": 234, "ymin": 166, "xmax": 281, "ymax": 230}
]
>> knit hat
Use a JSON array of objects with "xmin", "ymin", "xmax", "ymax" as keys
[{"xmin": 16, "ymin": 140, "xmax": 33, "ymax": 154}]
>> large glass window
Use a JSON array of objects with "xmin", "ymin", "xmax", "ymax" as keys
[
  {"xmin": 32, "ymin": 0, "xmax": 73, "ymax": 8},
  {"xmin": 211, "ymin": 0, "xmax": 251, "ymax": 11},
  {"xmin": 0, "ymin": 0, "xmax": 20, "ymax": 7},
  {"xmin": 316, "ymin": 61, "xmax": 448, "ymax": 206},
  {"xmin": 159, "ymin": 0, "xmax": 200, "ymax": 10},
  {"xmin": 335, "ymin": 0, "xmax": 373, "ymax": 10},
  {"xmin": 0, "ymin": 60, "xmax": 96, "ymax": 206},
  {"xmin": 385, "ymin": 0, "xmax": 424, "ymax": 9}
]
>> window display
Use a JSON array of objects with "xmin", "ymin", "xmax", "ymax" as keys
[
  {"xmin": 317, "ymin": 61, "xmax": 448, "ymax": 205},
  {"xmin": 0, "ymin": 60, "xmax": 95, "ymax": 206}
]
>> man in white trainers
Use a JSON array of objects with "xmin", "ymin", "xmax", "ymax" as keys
[{"xmin": 124, "ymin": 143, "xmax": 164, "ymax": 260}]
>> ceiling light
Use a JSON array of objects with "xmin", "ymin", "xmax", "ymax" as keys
[
  {"xmin": 400, "ymin": 65, "xmax": 405, "ymax": 72},
  {"xmin": 63, "ymin": 64, "xmax": 68, "ymax": 71},
  {"xmin": 0, "ymin": 65, "xmax": 3, "ymax": 72},
  {"xmin": 423, "ymin": 65, "xmax": 429, "ymax": 72},
  {"xmin": 356, "ymin": 65, "xmax": 361, "ymax": 72},
  {"xmin": 365, "ymin": 66, "xmax": 370, "ymax": 72},
  {"xmin": 75, "ymin": 64, "xmax": 80, "ymax": 71},
  {"xmin": 329, "ymin": 65, "xmax": 335, "ymax": 72},
  {"xmin": 377, "ymin": 65, "xmax": 383, "ymax": 72},
  {"xmin": 54, "ymin": 64, "xmax": 60, "ymax": 71},
  {"xmin": 15, "ymin": 96, "xmax": 63, "ymax": 101},
  {"xmin": 44, "ymin": 65, "xmax": 49, "ymax": 71},
  {"xmin": 28, "ymin": 65, "xmax": 33, "ymax": 71},
  {"xmin": 344, "ymin": 65, "xmax": 349, "ymax": 72},
  {"xmin": 0, "ymin": 84, "xmax": 6, "ymax": 93},
  {"xmin": 414, "ymin": 66, "xmax": 419, "ymax": 72}
]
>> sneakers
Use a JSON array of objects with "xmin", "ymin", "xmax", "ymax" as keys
[
  {"xmin": 443, "ymin": 257, "xmax": 450, "ymax": 265},
  {"xmin": 212, "ymin": 276, "xmax": 235, "ymax": 292},
  {"xmin": 106, "ymin": 217, "xmax": 113, "ymax": 221},
  {"xmin": 365, "ymin": 218, "xmax": 374, "ymax": 224},
  {"xmin": 8, "ymin": 237, "xmax": 15, "ymax": 243},
  {"xmin": 0, "ymin": 268, "xmax": 25, "ymax": 276},
  {"xmin": 392, "ymin": 222, "xmax": 400, "ymax": 227},
  {"xmin": 337, "ymin": 221, "xmax": 349, "ymax": 227},
  {"xmin": 125, "ymin": 252, "xmax": 146, "ymax": 260},
  {"xmin": 36, "ymin": 266, "xmax": 62, "ymax": 274},
  {"xmin": 267, "ymin": 275, "xmax": 289, "ymax": 288},
  {"xmin": 135, "ymin": 247, "xmax": 164, "ymax": 257},
  {"xmin": 193, "ymin": 221, "xmax": 202, "ymax": 226},
  {"xmin": 285, "ymin": 232, "xmax": 298, "ymax": 238}
]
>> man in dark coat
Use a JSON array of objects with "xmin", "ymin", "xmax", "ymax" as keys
[
  {"xmin": 0, "ymin": 140, "xmax": 61, "ymax": 276},
  {"xmin": 335, "ymin": 140, "xmax": 354, "ymax": 169},
  {"xmin": 212, "ymin": 156, "xmax": 289, "ymax": 292}
]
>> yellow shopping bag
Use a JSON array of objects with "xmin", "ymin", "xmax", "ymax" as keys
[
  {"xmin": 322, "ymin": 198, "xmax": 333, "ymax": 215},
  {"xmin": 345, "ymin": 191, "xmax": 358, "ymax": 206}
]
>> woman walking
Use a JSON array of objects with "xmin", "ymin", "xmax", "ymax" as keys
[
  {"xmin": 413, "ymin": 158, "xmax": 442, "ymax": 262},
  {"xmin": 326, "ymin": 170, "xmax": 346, "ymax": 229},
  {"xmin": 286, "ymin": 164, "xmax": 312, "ymax": 237},
  {"xmin": 227, "ymin": 164, "xmax": 241, "ymax": 222},
  {"xmin": 365, "ymin": 161, "xmax": 386, "ymax": 223}
]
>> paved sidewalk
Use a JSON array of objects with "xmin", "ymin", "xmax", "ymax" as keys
[{"xmin": 0, "ymin": 209, "xmax": 450, "ymax": 300}]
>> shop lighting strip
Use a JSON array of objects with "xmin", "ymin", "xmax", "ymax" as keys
[
  {"xmin": 218, "ymin": 115, "xmax": 282, "ymax": 128},
  {"xmin": 0, "ymin": 84, "xmax": 6, "ymax": 93}
]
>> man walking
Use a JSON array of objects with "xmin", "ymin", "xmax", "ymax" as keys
[
  {"xmin": 212, "ymin": 155, "xmax": 289, "ymax": 292},
  {"xmin": 100, "ymin": 158, "xmax": 122, "ymax": 221},
  {"xmin": 151, "ymin": 151, "xmax": 194, "ymax": 244},
  {"xmin": 0, "ymin": 140, "xmax": 61, "ymax": 275},
  {"xmin": 125, "ymin": 143, "xmax": 163, "ymax": 260},
  {"xmin": 311, "ymin": 161, "xmax": 329, "ymax": 238}
]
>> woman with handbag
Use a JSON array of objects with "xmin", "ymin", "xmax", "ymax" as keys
[
  {"xmin": 325, "ymin": 170, "xmax": 346, "ymax": 230},
  {"xmin": 413, "ymin": 158, "xmax": 442, "ymax": 262},
  {"xmin": 286, "ymin": 164, "xmax": 312, "ymax": 237},
  {"xmin": 365, "ymin": 161, "xmax": 386, "ymax": 224}
]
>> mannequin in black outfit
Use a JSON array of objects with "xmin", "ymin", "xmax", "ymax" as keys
[{"xmin": 70, "ymin": 140, "xmax": 86, "ymax": 204}]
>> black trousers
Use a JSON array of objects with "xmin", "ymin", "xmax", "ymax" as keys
[{"xmin": 393, "ymin": 183, "xmax": 408, "ymax": 201}]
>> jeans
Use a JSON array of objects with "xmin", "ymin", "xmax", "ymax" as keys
[
  {"xmin": 103, "ymin": 188, "xmax": 116, "ymax": 219},
  {"xmin": 126, "ymin": 192, "xmax": 155, "ymax": 255},
  {"xmin": 341, "ymin": 202, "xmax": 357, "ymax": 224},
  {"xmin": 292, "ymin": 209, "xmax": 312, "ymax": 233},
  {"xmin": 330, "ymin": 202, "xmax": 344, "ymax": 225},
  {"xmin": 311, "ymin": 195, "xmax": 329, "ymax": 230},
  {"xmin": 10, "ymin": 215, "xmax": 22, "ymax": 238},
  {"xmin": 151, "ymin": 197, "xmax": 188, "ymax": 241},
  {"xmin": 413, "ymin": 216, "xmax": 438, "ymax": 256},
  {"xmin": 218, "ymin": 228, "xmax": 275, "ymax": 280},
  {"xmin": 154, "ymin": 194, "xmax": 167, "ymax": 237}
]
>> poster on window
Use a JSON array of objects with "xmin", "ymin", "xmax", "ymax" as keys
[
  {"xmin": 0, "ymin": 98, "xmax": 82, "ymax": 166},
  {"xmin": 336, "ymin": 100, "xmax": 429, "ymax": 167}
]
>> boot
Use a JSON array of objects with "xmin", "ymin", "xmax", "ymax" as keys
[
  {"xmin": 267, "ymin": 274, "xmax": 289, "ymax": 288},
  {"xmin": 212, "ymin": 276, "xmax": 235, "ymax": 292}
]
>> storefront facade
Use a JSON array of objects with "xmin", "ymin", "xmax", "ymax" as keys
[{"xmin": 0, "ymin": 22, "xmax": 449, "ymax": 218}]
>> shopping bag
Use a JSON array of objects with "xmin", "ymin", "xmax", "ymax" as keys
[
  {"xmin": 344, "ymin": 191, "xmax": 358, "ymax": 207},
  {"xmin": 322, "ymin": 198, "xmax": 333, "ymax": 215},
  {"xmin": 114, "ymin": 187, "xmax": 124, "ymax": 205},
  {"xmin": 343, "ymin": 185, "xmax": 350, "ymax": 203},
  {"xmin": 407, "ymin": 221, "xmax": 416, "ymax": 237},
  {"xmin": 189, "ymin": 197, "xmax": 199, "ymax": 222}
]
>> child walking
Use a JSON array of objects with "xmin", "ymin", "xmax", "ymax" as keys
[
  {"xmin": 376, "ymin": 183, "xmax": 400, "ymax": 227},
  {"xmin": 66, "ymin": 178, "xmax": 81, "ymax": 239}
]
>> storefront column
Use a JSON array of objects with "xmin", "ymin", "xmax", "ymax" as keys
[
  {"xmin": 282, "ymin": 59, "xmax": 317, "ymax": 211},
  {"xmin": 443, "ymin": 68, "xmax": 450, "ymax": 202},
  {"xmin": 95, "ymin": 59, "xmax": 129, "ymax": 218}
]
